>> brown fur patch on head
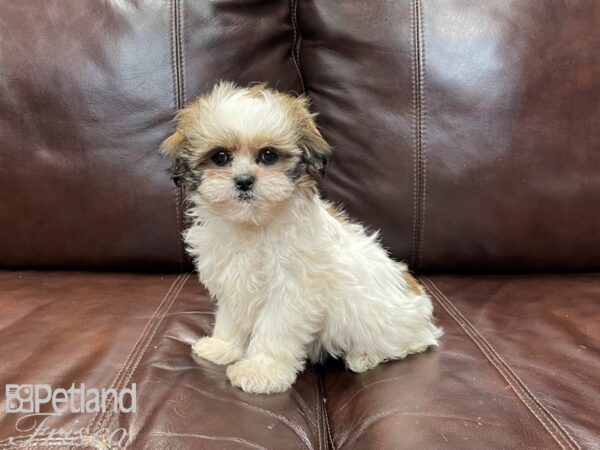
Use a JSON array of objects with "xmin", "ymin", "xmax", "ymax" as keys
[
  {"xmin": 247, "ymin": 82, "xmax": 268, "ymax": 98},
  {"xmin": 276, "ymin": 93, "xmax": 332, "ymax": 180},
  {"xmin": 159, "ymin": 81, "xmax": 334, "ymax": 212}
]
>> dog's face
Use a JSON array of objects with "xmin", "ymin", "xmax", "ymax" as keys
[{"xmin": 161, "ymin": 82, "xmax": 331, "ymax": 224}]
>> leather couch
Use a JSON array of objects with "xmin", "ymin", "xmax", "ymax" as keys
[{"xmin": 1, "ymin": 1, "xmax": 598, "ymax": 449}]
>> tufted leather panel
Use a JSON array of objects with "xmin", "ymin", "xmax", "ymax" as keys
[
  {"xmin": 2, "ymin": 0, "xmax": 599, "ymax": 273},
  {"xmin": 298, "ymin": 0, "xmax": 600, "ymax": 272},
  {"xmin": 421, "ymin": 274, "xmax": 600, "ymax": 450},
  {"xmin": 0, "ymin": 271, "xmax": 326, "ymax": 450},
  {"xmin": 0, "ymin": 0, "xmax": 301, "ymax": 271},
  {"xmin": 2, "ymin": 272, "xmax": 598, "ymax": 449},
  {"xmin": 322, "ymin": 274, "xmax": 600, "ymax": 449}
]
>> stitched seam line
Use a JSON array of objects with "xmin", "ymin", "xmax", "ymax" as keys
[
  {"xmin": 422, "ymin": 277, "xmax": 581, "ymax": 450},
  {"xmin": 91, "ymin": 274, "xmax": 190, "ymax": 434},
  {"xmin": 88, "ymin": 273, "xmax": 185, "ymax": 432},
  {"xmin": 293, "ymin": 5, "xmax": 324, "ymax": 446},
  {"xmin": 176, "ymin": 0, "xmax": 186, "ymax": 106},
  {"xmin": 311, "ymin": 366, "xmax": 325, "ymax": 450},
  {"xmin": 410, "ymin": 0, "xmax": 426, "ymax": 272},
  {"xmin": 0, "ymin": 436, "xmax": 104, "ymax": 449},
  {"xmin": 0, "ymin": 436, "xmax": 72, "ymax": 448},
  {"xmin": 170, "ymin": 0, "xmax": 186, "ymax": 271},
  {"xmin": 4, "ymin": 436, "xmax": 121, "ymax": 449},
  {"xmin": 315, "ymin": 366, "xmax": 335, "ymax": 450},
  {"xmin": 416, "ymin": 0, "xmax": 427, "ymax": 271},
  {"xmin": 91, "ymin": 274, "xmax": 188, "ymax": 434},
  {"xmin": 95, "ymin": 273, "xmax": 190, "ymax": 434},
  {"xmin": 423, "ymin": 278, "xmax": 579, "ymax": 450},
  {"xmin": 290, "ymin": 0, "xmax": 306, "ymax": 94}
]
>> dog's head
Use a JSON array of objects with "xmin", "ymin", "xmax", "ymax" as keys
[{"xmin": 161, "ymin": 81, "xmax": 331, "ymax": 224}]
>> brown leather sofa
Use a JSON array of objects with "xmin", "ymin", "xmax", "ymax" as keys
[{"xmin": 1, "ymin": 1, "xmax": 598, "ymax": 449}]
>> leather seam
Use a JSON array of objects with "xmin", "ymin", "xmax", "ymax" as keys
[
  {"xmin": 422, "ymin": 277, "xmax": 581, "ymax": 450},
  {"xmin": 290, "ymin": 0, "xmax": 306, "ymax": 94},
  {"xmin": 316, "ymin": 366, "xmax": 336, "ymax": 450},
  {"xmin": 410, "ymin": 0, "xmax": 418, "ymax": 270},
  {"xmin": 312, "ymin": 366, "xmax": 324, "ymax": 450},
  {"xmin": 0, "ymin": 273, "xmax": 187, "ymax": 450},
  {"xmin": 410, "ymin": 0, "xmax": 426, "ymax": 272},
  {"xmin": 90, "ymin": 274, "xmax": 190, "ymax": 435},
  {"xmin": 170, "ymin": 0, "xmax": 187, "ymax": 271},
  {"xmin": 417, "ymin": 0, "xmax": 427, "ymax": 271},
  {"xmin": 95, "ymin": 273, "xmax": 190, "ymax": 434},
  {"xmin": 0, "ymin": 436, "xmax": 109, "ymax": 449},
  {"xmin": 176, "ymin": 0, "xmax": 186, "ymax": 106},
  {"xmin": 87, "ymin": 273, "xmax": 184, "ymax": 432}
]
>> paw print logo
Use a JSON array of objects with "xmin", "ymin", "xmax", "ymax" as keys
[{"xmin": 5, "ymin": 385, "xmax": 34, "ymax": 413}]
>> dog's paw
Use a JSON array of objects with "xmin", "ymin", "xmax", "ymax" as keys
[
  {"xmin": 191, "ymin": 337, "xmax": 244, "ymax": 365},
  {"xmin": 344, "ymin": 353, "xmax": 386, "ymax": 373},
  {"xmin": 226, "ymin": 358, "xmax": 296, "ymax": 394}
]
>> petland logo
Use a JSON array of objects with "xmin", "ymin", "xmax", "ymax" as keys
[{"xmin": 5, "ymin": 383, "xmax": 137, "ymax": 415}]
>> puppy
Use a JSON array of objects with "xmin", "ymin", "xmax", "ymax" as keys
[{"xmin": 161, "ymin": 81, "xmax": 442, "ymax": 394}]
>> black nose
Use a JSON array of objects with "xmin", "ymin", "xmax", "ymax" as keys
[{"xmin": 234, "ymin": 174, "xmax": 255, "ymax": 191}]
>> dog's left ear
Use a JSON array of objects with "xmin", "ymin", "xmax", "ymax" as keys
[
  {"xmin": 291, "ymin": 96, "xmax": 332, "ymax": 179},
  {"xmin": 160, "ymin": 129, "xmax": 186, "ymax": 159},
  {"xmin": 161, "ymin": 129, "xmax": 191, "ymax": 187}
]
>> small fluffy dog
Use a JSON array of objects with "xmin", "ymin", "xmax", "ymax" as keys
[{"xmin": 161, "ymin": 82, "xmax": 442, "ymax": 394}]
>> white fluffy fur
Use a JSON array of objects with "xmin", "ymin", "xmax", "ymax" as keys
[
  {"xmin": 187, "ymin": 193, "xmax": 442, "ymax": 394},
  {"xmin": 171, "ymin": 83, "xmax": 442, "ymax": 394}
]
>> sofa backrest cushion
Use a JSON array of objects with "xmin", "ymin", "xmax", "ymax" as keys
[
  {"xmin": 0, "ymin": 0, "xmax": 301, "ymax": 270},
  {"xmin": 1, "ymin": 0, "xmax": 599, "ymax": 273},
  {"xmin": 299, "ymin": 0, "xmax": 600, "ymax": 272}
]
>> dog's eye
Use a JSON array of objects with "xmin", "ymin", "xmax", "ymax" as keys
[
  {"xmin": 210, "ymin": 148, "xmax": 231, "ymax": 166},
  {"xmin": 257, "ymin": 147, "xmax": 279, "ymax": 165}
]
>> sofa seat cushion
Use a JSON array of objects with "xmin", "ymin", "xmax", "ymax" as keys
[
  {"xmin": 2, "ymin": 272, "xmax": 598, "ymax": 449},
  {"xmin": 321, "ymin": 274, "xmax": 600, "ymax": 450},
  {"xmin": 0, "ymin": 271, "xmax": 326, "ymax": 450}
]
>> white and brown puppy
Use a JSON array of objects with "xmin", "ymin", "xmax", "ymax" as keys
[{"xmin": 161, "ymin": 81, "xmax": 442, "ymax": 395}]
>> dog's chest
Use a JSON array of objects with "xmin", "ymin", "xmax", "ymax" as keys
[{"xmin": 190, "ymin": 224, "xmax": 269, "ymax": 302}]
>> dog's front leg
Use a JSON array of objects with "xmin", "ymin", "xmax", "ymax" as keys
[
  {"xmin": 192, "ymin": 302, "xmax": 248, "ymax": 365},
  {"xmin": 226, "ymin": 281, "xmax": 317, "ymax": 395}
]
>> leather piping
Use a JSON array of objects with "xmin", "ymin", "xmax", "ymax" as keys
[
  {"xmin": 170, "ymin": 0, "xmax": 187, "ymax": 271},
  {"xmin": 290, "ymin": 0, "xmax": 306, "ymax": 94},
  {"xmin": 0, "ymin": 275, "xmax": 191, "ymax": 450},
  {"xmin": 0, "ymin": 435, "xmax": 107, "ymax": 449},
  {"xmin": 411, "ymin": 0, "xmax": 427, "ymax": 272},
  {"xmin": 315, "ymin": 365, "xmax": 336, "ymax": 450},
  {"xmin": 292, "ymin": 4, "xmax": 329, "ymax": 448},
  {"xmin": 90, "ymin": 273, "xmax": 191, "ymax": 435},
  {"xmin": 421, "ymin": 277, "xmax": 581, "ymax": 450},
  {"xmin": 0, "ymin": 436, "xmax": 98, "ymax": 449},
  {"xmin": 311, "ymin": 366, "xmax": 324, "ymax": 450}
]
